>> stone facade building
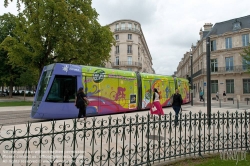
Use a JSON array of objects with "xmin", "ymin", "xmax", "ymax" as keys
[
  {"xmin": 105, "ymin": 19, "xmax": 155, "ymax": 74},
  {"xmin": 176, "ymin": 15, "xmax": 250, "ymax": 101}
]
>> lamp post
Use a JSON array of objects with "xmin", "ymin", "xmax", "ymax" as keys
[
  {"xmin": 190, "ymin": 51, "xmax": 193, "ymax": 106},
  {"xmin": 206, "ymin": 37, "xmax": 211, "ymax": 126}
]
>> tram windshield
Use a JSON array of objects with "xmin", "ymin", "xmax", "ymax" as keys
[{"xmin": 36, "ymin": 69, "xmax": 53, "ymax": 101}]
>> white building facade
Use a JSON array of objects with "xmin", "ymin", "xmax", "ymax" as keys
[
  {"xmin": 106, "ymin": 20, "xmax": 155, "ymax": 74},
  {"xmin": 176, "ymin": 16, "xmax": 250, "ymax": 101}
]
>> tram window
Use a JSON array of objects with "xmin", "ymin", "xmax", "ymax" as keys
[
  {"xmin": 46, "ymin": 75, "xmax": 77, "ymax": 102},
  {"xmin": 37, "ymin": 70, "xmax": 53, "ymax": 101}
]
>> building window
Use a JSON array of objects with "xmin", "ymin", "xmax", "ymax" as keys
[
  {"xmin": 242, "ymin": 57, "xmax": 250, "ymax": 70},
  {"xmin": 211, "ymin": 59, "xmax": 218, "ymax": 72},
  {"xmin": 128, "ymin": 34, "xmax": 132, "ymax": 40},
  {"xmin": 127, "ymin": 56, "xmax": 132, "ymax": 65},
  {"xmin": 225, "ymin": 57, "xmax": 234, "ymax": 71},
  {"xmin": 121, "ymin": 23, "xmax": 125, "ymax": 30},
  {"xmin": 116, "ymin": 24, "xmax": 119, "ymax": 30},
  {"xmin": 242, "ymin": 34, "xmax": 249, "ymax": 47},
  {"xmin": 226, "ymin": 79, "xmax": 234, "ymax": 93},
  {"xmin": 127, "ymin": 68, "xmax": 132, "ymax": 71},
  {"xmin": 115, "ymin": 56, "xmax": 119, "ymax": 65},
  {"xmin": 115, "ymin": 46, "xmax": 119, "ymax": 54},
  {"xmin": 211, "ymin": 40, "xmax": 216, "ymax": 51},
  {"xmin": 128, "ymin": 23, "xmax": 132, "ymax": 30},
  {"xmin": 233, "ymin": 20, "xmax": 241, "ymax": 31},
  {"xmin": 115, "ymin": 35, "xmax": 119, "ymax": 40},
  {"xmin": 243, "ymin": 79, "xmax": 250, "ymax": 93},
  {"xmin": 225, "ymin": 37, "xmax": 232, "ymax": 49},
  {"xmin": 127, "ymin": 45, "xmax": 132, "ymax": 54},
  {"xmin": 134, "ymin": 24, "xmax": 137, "ymax": 30},
  {"xmin": 211, "ymin": 80, "xmax": 218, "ymax": 93}
]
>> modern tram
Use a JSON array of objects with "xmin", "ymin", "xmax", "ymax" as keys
[{"xmin": 31, "ymin": 63, "xmax": 190, "ymax": 119}]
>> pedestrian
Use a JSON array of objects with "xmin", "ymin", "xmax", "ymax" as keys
[
  {"xmin": 172, "ymin": 88, "xmax": 183, "ymax": 125},
  {"xmin": 75, "ymin": 87, "xmax": 89, "ymax": 122},
  {"xmin": 223, "ymin": 91, "xmax": 226, "ymax": 102},
  {"xmin": 216, "ymin": 92, "xmax": 219, "ymax": 101},
  {"xmin": 199, "ymin": 90, "xmax": 204, "ymax": 102},
  {"xmin": 150, "ymin": 88, "xmax": 164, "ymax": 118}
]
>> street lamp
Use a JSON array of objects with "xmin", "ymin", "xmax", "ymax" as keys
[{"xmin": 190, "ymin": 50, "xmax": 193, "ymax": 106}]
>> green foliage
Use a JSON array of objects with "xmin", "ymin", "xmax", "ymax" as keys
[
  {"xmin": 2, "ymin": 0, "xmax": 115, "ymax": 74},
  {"xmin": 0, "ymin": 13, "xmax": 21, "ymax": 88},
  {"xmin": 0, "ymin": 13, "xmax": 38, "ymax": 97},
  {"xmin": 241, "ymin": 44, "xmax": 250, "ymax": 73},
  {"xmin": 170, "ymin": 153, "xmax": 250, "ymax": 166}
]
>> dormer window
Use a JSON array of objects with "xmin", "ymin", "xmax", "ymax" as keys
[{"xmin": 233, "ymin": 19, "xmax": 241, "ymax": 31}]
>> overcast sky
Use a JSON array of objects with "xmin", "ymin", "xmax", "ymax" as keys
[{"xmin": 1, "ymin": 0, "xmax": 250, "ymax": 75}]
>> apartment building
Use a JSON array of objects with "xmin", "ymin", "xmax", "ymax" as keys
[
  {"xmin": 176, "ymin": 15, "xmax": 250, "ymax": 101},
  {"xmin": 106, "ymin": 19, "xmax": 155, "ymax": 74}
]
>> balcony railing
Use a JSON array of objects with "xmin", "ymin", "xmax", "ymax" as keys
[
  {"xmin": 115, "ymin": 27, "xmax": 141, "ymax": 33},
  {"xmin": 127, "ymin": 50, "xmax": 133, "ymax": 54},
  {"xmin": 192, "ymin": 65, "xmax": 248, "ymax": 78},
  {"xmin": 193, "ymin": 69, "xmax": 202, "ymax": 78},
  {"xmin": 111, "ymin": 61, "xmax": 142, "ymax": 68}
]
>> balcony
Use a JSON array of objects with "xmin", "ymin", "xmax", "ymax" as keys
[
  {"xmin": 127, "ymin": 50, "xmax": 133, "ymax": 54},
  {"xmin": 111, "ymin": 61, "xmax": 142, "ymax": 68},
  {"xmin": 192, "ymin": 65, "xmax": 248, "ymax": 78},
  {"xmin": 114, "ymin": 27, "xmax": 141, "ymax": 34},
  {"xmin": 193, "ymin": 69, "xmax": 202, "ymax": 78}
]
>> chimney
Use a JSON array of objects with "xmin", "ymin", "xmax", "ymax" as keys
[
  {"xmin": 203, "ymin": 23, "xmax": 213, "ymax": 31},
  {"xmin": 199, "ymin": 27, "xmax": 203, "ymax": 39}
]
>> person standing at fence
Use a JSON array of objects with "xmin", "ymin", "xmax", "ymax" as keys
[
  {"xmin": 75, "ymin": 87, "xmax": 89, "ymax": 122},
  {"xmin": 216, "ymin": 92, "xmax": 219, "ymax": 101},
  {"xmin": 199, "ymin": 90, "xmax": 204, "ymax": 102},
  {"xmin": 172, "ymin": 89, "xmax": 183, "ymax": 125},
  {"xmin": 223, "ymin": 91, "xmax": 226, "ymax": 102},
  {"xmin": 150, "ymin": 88, "xmax": 164, "ymax": 118}
]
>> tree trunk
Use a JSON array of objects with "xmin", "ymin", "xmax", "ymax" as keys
[{"xmin": 9, "ymin": 80, "xmax": 13, "ymax": 98}]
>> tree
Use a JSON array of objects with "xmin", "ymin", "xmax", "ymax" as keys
[
  {"xmin": 17, "ymin": 68, "xmax": 38, "ymax": 100},
  {"xmin": 2, "ymin": 0, "xmax": 115, "ymax": 75},
  {"xmin": 241, "ymin": 44, "xmax": 250, "ymax": 72},
  {"xmin": 0, "ymin": 13, "xmax": 30, "ymax": 97}
]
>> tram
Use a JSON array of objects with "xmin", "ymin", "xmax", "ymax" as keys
[{"xmin": 31, "ymin": 63, "xmax": 190, "ymax": 119}]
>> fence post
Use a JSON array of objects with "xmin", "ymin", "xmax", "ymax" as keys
[
  {"xmin": 219, "ymin": 99, "xmax": 221, "ymax": 108},
  {"xmin": 247, "ymin": 98, "xmax": 249, "ymax": 105},
  {"xmin": 233, "ymin": 98, "xmax": 234, "ymax": 104},
  {"xmin": 203, "ymin": 98, "xmax": 205, "ymax": 107},
  {"xmin": 237, "ymin": 99, "xmax": 239, "ymax": 109}
]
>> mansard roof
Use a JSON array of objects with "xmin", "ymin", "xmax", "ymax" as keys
[{"xmin": 206, "ymin": 15, "xmax": 250, "ymax": 37}]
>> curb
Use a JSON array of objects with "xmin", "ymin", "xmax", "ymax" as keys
[{"xmin": 151, "ymin": 153, "xmax": 223, "ymax": 166}]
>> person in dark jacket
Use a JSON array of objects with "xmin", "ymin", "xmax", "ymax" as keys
[
  {"xmin": 172, "ymin": 89, "xmax": 183, "ymax": 125},
  {"xmin": 75, "ymin": 87, "xmax": 89, "ymax": 122}
]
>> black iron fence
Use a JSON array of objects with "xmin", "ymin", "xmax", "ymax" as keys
[{"xmin": 0, "ymin": 111, "xmax": 250, "ymax": 165}]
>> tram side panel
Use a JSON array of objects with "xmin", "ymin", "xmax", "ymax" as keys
[
  {"xmin": 81, "ymin": 66, "xmax": 138, "ymax": 116},
  {"xmin": 140, "ymin": 73, "xmax": 175, "ymax": 109}
]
